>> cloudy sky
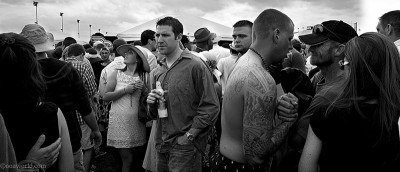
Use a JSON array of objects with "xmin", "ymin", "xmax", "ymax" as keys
[{"xmin": 0, "ymin": 0, "xmax": 398, "ymax": 42}]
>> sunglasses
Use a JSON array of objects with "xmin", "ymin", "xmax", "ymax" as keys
[{"xmin": 312, "ymin": 24, "xmax": 342, "ymax": 42}]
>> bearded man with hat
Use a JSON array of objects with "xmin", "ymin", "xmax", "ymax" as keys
[
  {"xmin": 20, "ymin": 24, "xmax": 102, "ymax": 172},
  {"xmin": 273, "ymin": 20, "xmax": 358, "ymax": 172}
]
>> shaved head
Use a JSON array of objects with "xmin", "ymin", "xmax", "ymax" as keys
[{"xmin": 253, "ymin": 9, "xmax": 294, "ymax": 40}]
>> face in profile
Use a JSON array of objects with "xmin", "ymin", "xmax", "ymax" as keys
[
  {"xmin": 155, "ymin": 25, "xmax": 180, "ymax": 56},
  {"xmin": 376, "ymin": 21, "xmax": 388, "ymax": 37},
  {"xmin": 274, "ymin": 24, "xmax": 294, "ymax": 63},
  {"xmin": 123, "ymin": 50, "xmax": 138, "ymax": 64}
]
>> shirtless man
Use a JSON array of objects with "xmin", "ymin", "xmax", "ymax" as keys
[{"xmin": 218, "ymin": 9, "xmax": 298, "ymax": 171}]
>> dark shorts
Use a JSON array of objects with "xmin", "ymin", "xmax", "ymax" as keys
[{"xmin": 210, "ymin": 150, "xmax": 265, "ymax": 172}]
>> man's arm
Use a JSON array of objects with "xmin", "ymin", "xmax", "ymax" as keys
[
  {"xmin": 242, "ymin": 71, "xmax": 296, "ymax": 165},
  {"xmin": 191, "ymin": 63, "xmax": 220, "ymax": 135}
]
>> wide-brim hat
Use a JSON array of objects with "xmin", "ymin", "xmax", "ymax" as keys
[
  {"xmin": 20, "ymin": 24, "xmax": 54, "ymax": 52},
  {"xmin": 116, "ymin": 44, "xmax": 150, "ymax": 72}
]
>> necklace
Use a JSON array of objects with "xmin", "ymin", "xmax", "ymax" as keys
[{"xmin": 249, "ymin": 47, "xmax": 267, "ymax": 68}]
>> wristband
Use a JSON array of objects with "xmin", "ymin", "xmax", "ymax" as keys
[{"xmin": 124, "ymin": 87, "xmax": 126, "ymax": 94}]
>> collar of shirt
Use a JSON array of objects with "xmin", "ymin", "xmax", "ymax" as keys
[{"xmin": 159, "ymin": 49, "xmax": 193, "ymax": 68}]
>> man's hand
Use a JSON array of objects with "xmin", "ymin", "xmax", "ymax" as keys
[
  {"xmin": 90, "ymin": 130, "xmax": 102, "ymax": 148},
  {"xmin": 277, "ymin": 92, "xmax": 299, "ymax": 122},
  {"xmin": 146, "ymin": 89, "xmax": 164, "ymax": 104},
  {"xmin": 25, "ymin": 135, "xmax": 61, "ymax": 168}
]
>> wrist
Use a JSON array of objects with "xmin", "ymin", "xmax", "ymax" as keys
[
  {"xmin": 185, "ymin": 132, "xmax": 194, "ymax": 141},
  {"xmin": 123, "ymin": 88, "xmax": 127, "ymax": 94}
]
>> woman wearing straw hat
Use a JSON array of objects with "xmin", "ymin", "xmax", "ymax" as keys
[{"xmin": 103, "ymin": 44, "xmax": 150, "ymax": 172}]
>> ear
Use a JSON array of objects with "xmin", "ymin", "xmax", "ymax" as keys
[
  {"xmin": 386, "ymin": 24, "xmax": 393, "ymax": 35},
  {"xmin": 176, "ymin": 33, "xmax": 182, "ymax": 41},
  {"xmin": 273, "ymin": 29, "xmax": 280, "ymax": 44},
  {"xmin": 334, "ymin": 44, "xmax": 345, "ymax": 57}
]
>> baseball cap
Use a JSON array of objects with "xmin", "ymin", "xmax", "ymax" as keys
[{"xmin": 299, "ymin": 20, "xmax": 358, "ymax": 46}]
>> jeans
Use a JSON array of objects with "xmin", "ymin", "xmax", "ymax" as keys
[{"xmin": 157, "ymin": 142, "xmax": 202, "ymax": 172}]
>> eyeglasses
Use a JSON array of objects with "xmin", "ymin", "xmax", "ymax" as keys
[
  {"xmin": 312, "ymin": 24, "xmax": 342, "ymax": 42},
  {"xmin": 100, "ymin": 52, "xmax": 109, "ymax": 55}
]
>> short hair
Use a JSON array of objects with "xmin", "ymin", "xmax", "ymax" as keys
[
  {"xmin": 133, "ymin": 41, "xmax": 142, "ymax": 46},
  {"xmin": 67, "ymin": 43, "xmax": 85, "ymax": 57},
  {"xmin": 141, "ymin": 30, "xmax": 156, "ymax": 45},
  {"xmin": 181, "ymin": 35, "xmax": 190, "ymax": 45},
  {"xmin": 379, "ymin": 10, "xmax": 400, "ymax": 37},
  {"xmin": 63, "ymin": 37, "xmax": 77, "ymax": 48},
  {"xmin": 156, "ymin": 16, "xmax": 183, "ymax": 38},
  {"xmin": 233, "ymin": 20, "xmax": 253, "ymax": 28},
  {"xmin": 83, "ymin": 43, "xmax": 92, "ymax": 50},
  {"xmin": 253, "ymin": 9, "xmax": 293, "ymax": 39},
  {"xmin": 100, "ymin": 47, "xmax": 109, "ymax": 53}
]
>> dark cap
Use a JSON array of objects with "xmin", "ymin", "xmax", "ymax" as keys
[
  {"xmin": 194, "ymin": 28, "xmax": 216, "ymax": 43},
  {"xmin": 299, "ymin": 20, "xmax": 358, "ymax": 46}
]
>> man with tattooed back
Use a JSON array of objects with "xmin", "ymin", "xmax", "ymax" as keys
[{"xmin": 217, "ymin": 9, "xmax": 299, "ymax": 171}]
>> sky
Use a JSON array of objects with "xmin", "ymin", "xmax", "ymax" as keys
[{"xmin": 0, "ymin": 0, "xmax": 398, "ymax": 42}]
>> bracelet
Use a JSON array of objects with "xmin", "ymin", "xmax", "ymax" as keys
[{"xmin": 124, "ymin": 88, "xmax": 126, "ymax": 94}]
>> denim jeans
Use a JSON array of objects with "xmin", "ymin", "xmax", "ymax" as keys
[{"xmin": 157, "ymin": 142, "xmax": 202, "ymax": 172}]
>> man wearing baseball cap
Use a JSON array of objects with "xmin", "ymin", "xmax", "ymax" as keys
[{"xmin": 275, "ymin": 20, "xmax": 358, "ymax": 171}]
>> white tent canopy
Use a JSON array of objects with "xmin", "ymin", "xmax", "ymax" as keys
[{"xmin": 117, "ymin": 13, "xmax": 233, "ymax": 42}]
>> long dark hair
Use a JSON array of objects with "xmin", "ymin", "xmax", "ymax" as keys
[
  {"xmin": 0, "ymin": 33, "xmax": 46, "ymax": 110},
  {"xmin": 327, "ymin": 32, "xmax": 400, "ymax": 142}
]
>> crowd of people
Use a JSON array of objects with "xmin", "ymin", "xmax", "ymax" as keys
[{"xmin": 1, "ymin": 8, "xmax": 400, "ymax": 172}]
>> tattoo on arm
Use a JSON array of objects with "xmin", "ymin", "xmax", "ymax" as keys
[{"xmin": 243, "ymin": 70, "xmax": 294, "ymax": 165}]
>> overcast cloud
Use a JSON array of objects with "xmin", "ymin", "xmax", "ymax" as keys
[{"xmin": 0, "ymin": 0, "xmax": 385, "ymax": 42}]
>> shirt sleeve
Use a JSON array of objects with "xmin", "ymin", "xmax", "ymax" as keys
[
  {"xmin": 310, "ymin": 105, "xmax": 328, "ymax": 141},
  {"xmin": 82, "ymin": 65, "xmax": 97, "ymax": 97},
  {"xmin": 191, "ymin": 62, "xmax": 220, "ymax": 129}
]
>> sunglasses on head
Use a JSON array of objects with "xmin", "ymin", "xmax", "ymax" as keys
[{"xmin": 312, "ymin": 24, "xmax": 342, "ymax": 42}]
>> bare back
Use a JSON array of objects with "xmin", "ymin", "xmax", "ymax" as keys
[{"xmin": 220, "ymin": 51, "xmax": 277, "ymax": 163}]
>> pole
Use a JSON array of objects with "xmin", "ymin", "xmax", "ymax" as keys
[
  {"xmin": 33, "ymin": 1, "xmax": 38, "ymax": 24},
  {"xmin": 77, "ymin": 19, "xmax": 80, "ymax": 38},
  {"xmin": 60, "ymin": 12, "xmax": 64, "ymax": 32},
  {"xmin": 89, "ymin": 25, "xmax": 92, "ymax": 36}
]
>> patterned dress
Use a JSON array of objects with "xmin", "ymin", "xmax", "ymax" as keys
[{"xmin": 107, "ymin": 70, "xmax": 146, "ymax": 148}]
